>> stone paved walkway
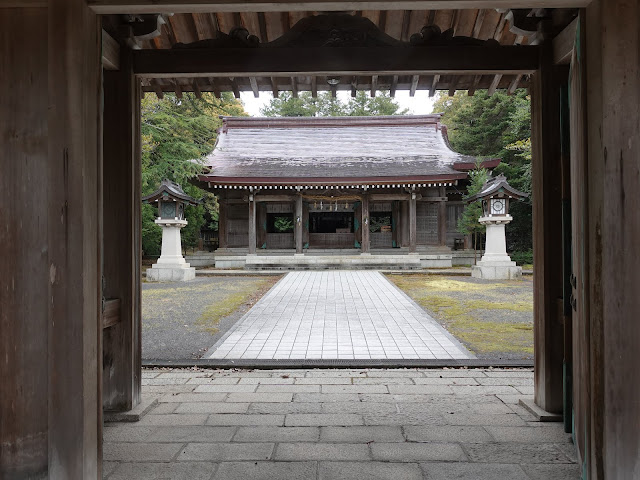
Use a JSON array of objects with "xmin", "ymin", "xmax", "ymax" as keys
[
  {"xmin": 206, "ymin": 271, "xmax": 472, "ymax": 360},
  {"xmin": 103, "ymin": 368, "xmax": 579, "ymax": 480}
]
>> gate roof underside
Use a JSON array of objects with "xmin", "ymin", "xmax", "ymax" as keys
[
  {"xmin": 198, "ymin": 115, "xmax": 498, "ymax": 187},
  {"xmin": 103, "ymin": 8, "xmax": 578, "ymax": 97}
]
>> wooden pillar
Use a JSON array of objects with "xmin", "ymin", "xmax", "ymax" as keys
[
  {"xmin": 295, "ymin": 195, "xmax": 303, "ymax": 254},
  {"xmin": 361, "ymin": 193, "xmax": 370, "ymax": 253},
  {"xmin": 257, "ymin": 203, "xmax": 267, "ymax": 249},
  {"xmin": 409, "ymin": 194, "xmax": 417, "ymax": 253},
  {"xmin": 1, "ymin": 8, "xmax": 50, "ymax": 477},
  {"xmin": 302, "ymin": 201, "xmax": 309, "ymax": 249},
  {"xmin": 218, "ymin": 193, "xmax": 227, "ymax": 249},
  {"xmin": 585, "ymin": 1, "xmax": 640, "ymax": 477},
  {"xmin": 438, "ymin": 187, "xmax": 448, "ymax": 246},
  {"xmin": 531, "ymin": 43, "xmax": 566, "ymax": 414},
  {"xmin": 102, "ymin": 46, "xmax": 141, "ymax": 413},
  {"xmin": 248, "ymin": 195, "xmax": 256, "ymax": 254},
  {"xmin": 392, "ymin": 201, "xmax": 400, "ymax": 248},
  {"xmin": 48, "ymin": 2, "xmax": 103, "ymax": 477}
]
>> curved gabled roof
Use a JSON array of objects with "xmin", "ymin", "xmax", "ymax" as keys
[
  {"xmin": 199, "ymin": 115, "xmax": 498, "ymax": 187},
  {"xmin": 466, "ymin": 174, "xmax": 529, "ymax": 202},
  {"xmin": 142, "ymin": 179, "xmax": 199, "ymax": 205}
]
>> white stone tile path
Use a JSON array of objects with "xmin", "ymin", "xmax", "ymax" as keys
[{"xmin": 207, "ymin": 271, "xmax": 472, "ymax": 360}]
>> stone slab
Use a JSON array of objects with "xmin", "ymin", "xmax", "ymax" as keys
[
  {"xmin": 104, "ymin": 397, "xmax": 159, "ymax": 423},
  {"xmin": 519, "ymin": 398, "xmax": 563, "ymax": 422}
]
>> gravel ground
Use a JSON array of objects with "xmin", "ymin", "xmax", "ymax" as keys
[
  {"xmin": 142, "ymin": 275, "xmax": 281, "ymax": 360},
  {"xmin": 387, "ymin": 274, "xmax": 533, "ymax": 360}
]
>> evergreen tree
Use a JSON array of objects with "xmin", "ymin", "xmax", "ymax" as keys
[
  {"xmin": 457, "ymin": 166, "xmax": 488, "ymax": 264},
  {"xmin": 260, "ymin": 90, "xmax": 407, "ymax": 117},
  {"xmin": 141, "ymin": 92, "xmax": 247, "ymax": 256},
  {"xmin": 433, "ymin": 89, "xmax": 532, "ymax": 257}
]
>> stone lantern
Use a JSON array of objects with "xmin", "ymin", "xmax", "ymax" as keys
[
  {"xmin": 143, "ymin": 179, "xmax": 199, "ymax": 282},
  {"xmin": 466, "ymin": 174, "xmax": 528, "ymax": 280}
]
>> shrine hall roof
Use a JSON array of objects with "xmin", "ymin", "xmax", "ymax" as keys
[{"xmin": 198, "ymin": 115, "xmax": 499, "ymax": 187}]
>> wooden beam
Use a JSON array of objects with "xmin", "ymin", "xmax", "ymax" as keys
[
  {"xmin": 429, "ymin": 74, "xmax": 440, "ymax": 96},
  {"xmin": 370, "ymin": 74, "xmax": 378, "ymax": 97},
  {"xmin": 270, "ymin": 76, "xmax": 279, "ymax": 98},
  {"xmin": 102, "ymin": 29, "xmax": 120, "ymax": 70},
  {"xmin": 249, "ymin": 76, "xmax": 259, "ymax": 97},
  {"xmin": 133, "ymin": 46, "xmax": 540, "ymax": 77},
  {"xmin": 361, "ymin": 193, "xmax": 370, "ymax": 253},
  {"xmin": 390, "ymin": 74, "xmax": 398, "ymax": 97},
  {"xmin": 291, "ymin": 76, "xmax": 298, "ymax": 98},
  {"xmin": 553, "ymin": 16, "xmax": 578, "ymax": 65},
  {"xmin": 487, "ymin": 73, "xmax": 502, "ymax": 96},
  {"xmin": 468, "ymin": 74, "xmax": 481, "ymax": 96},
  {"xmin": 88, "ymin": 1, "xmax": 593, "ymax": 15},
  {"xmin": 351, "ymin": 76, "xmax": 358, "ymax": 97},
  {"xmin": 409, "ymin": 74, "xmax": 419, "ymax": 97}
]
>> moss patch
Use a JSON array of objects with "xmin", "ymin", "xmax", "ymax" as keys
[
  {"xmin": 196, "ymin": 292, "xmax": 250, "ymax": 334},
  {"xmin": 388, "ymin": 274, "xmax": 533, "ymax": 357}
]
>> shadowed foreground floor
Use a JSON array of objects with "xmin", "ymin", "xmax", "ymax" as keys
[{"xmin": 103, "ymin": 368, "xmax": 579, "ymax": 480}]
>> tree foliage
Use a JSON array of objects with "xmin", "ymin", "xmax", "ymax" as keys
[
  {"xmin": 260, "ymin": 91, "xmax": 408, "ymax": 117},
  {"xmin": 141, "ymin": 92, "xmax": 246, "ymax": 256},
  {"xmin": 433, "ymin": 89, "xmax": 532, "ymax": 255}
]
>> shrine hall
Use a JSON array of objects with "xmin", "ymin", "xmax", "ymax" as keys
[{"xmin": 198, "ymin": 115, "xmax": 496, "ymax": 269}]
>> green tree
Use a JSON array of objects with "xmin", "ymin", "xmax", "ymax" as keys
[
  {"xmin": 457, "ymin": 165, "xmax": 489, "ymax": 264},
  {"xmin": 433, "ymin": 89, "xmax": 532, "ymax": 256},
  {"xmin": 260, "ymin": 90, "xmax": 407, "ymax": 117},
  {"xmin": 141, "ymin": 92, "xmax": 247, "ymax": 255}
]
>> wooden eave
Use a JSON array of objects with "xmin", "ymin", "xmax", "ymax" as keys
[
  {"xmin": 102, "ymin": 8, "xmax": 578, "ymax": 97},
  {"xmin": 452, "ymin": 158, "xmax": 501, "ymax": 171},
  {"xmin": 197, "ymin": 173, "xmax": 468, "ymax": 186}
]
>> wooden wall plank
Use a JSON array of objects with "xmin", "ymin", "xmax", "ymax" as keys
[
  {"xmin": 0, "ymin": 8, "xmax": 49, "ymax": 477},
  {"xmin": 48, "ymin": 0, "xmax": 102, "ymax": 477}
]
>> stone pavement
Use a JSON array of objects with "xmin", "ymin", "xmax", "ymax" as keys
[
  {"xmin": 103, "ymin": 368, "xmax": 580, "ymax": 480},
  {"xmin": 206, "ymin": 271, "xmax": 472, "ymax": 360}
]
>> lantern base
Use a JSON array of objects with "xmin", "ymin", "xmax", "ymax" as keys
[
  {"xmin": 146, "ymin": 264, "xmax": 196, "ymax": 282},
  {"xmin": 471, "ymin": 259, "xmax": 522, "ymax": 280}
]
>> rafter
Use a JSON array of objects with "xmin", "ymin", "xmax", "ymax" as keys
[
  {"xmin": 311, "ymin": 76, "xmax": 317, "ymax": 98},
  {"xmin": 507, "ymin": 73, "xmax": 522, "ymax": 94},
  {"xmin": 468, "ymin": 74, "xmax": 482, "ymax": 96},
  {"xmin": 291, "ymin": 76, "xmax": 298, "ymax": 98},
  {"xmin": 487, "ymin": 73, "xmax": 502, "ymax": 96},
  {"xmin": 371, "ymin": 74, "xmax": 378, "ymax": 97},
  {"xmin": 270, "ymin": 76, "xmax": 279, "ymax": 98},
  {"xmin": 429, "ymin": 74, "xmax": 440, "ymax": 96},
  {"xmin": 249, "ymin": 76, "xmax": 260, "ymax": 97},
  {"xmin": 390, "ymin": 74, "xmax": 398, "ymax": 98},
  {"xmin": 409, "ymin": 75, "xmax": 420, "ymax": 97}
]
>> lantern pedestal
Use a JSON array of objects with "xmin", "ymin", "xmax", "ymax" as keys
[
  {"xmin": 146, "ymin": 219, "xmax": 196, "ymax": 282},
  {"xmin": 472, "ymin": 216, "xmax": 522, "ymax": 280}
]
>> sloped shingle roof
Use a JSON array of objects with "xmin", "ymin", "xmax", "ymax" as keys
[{"xmin": 199, "ymin": 115, "xmax": 495, "ymax": 186}]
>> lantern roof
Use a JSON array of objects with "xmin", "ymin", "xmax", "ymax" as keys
[
  {"xmin": 142, "ymin": 179, "xmax": 199, "ymax": 205},
  {"xmin": 466, "ymin": 174, "xmax": 528, "ymax": 203}
]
